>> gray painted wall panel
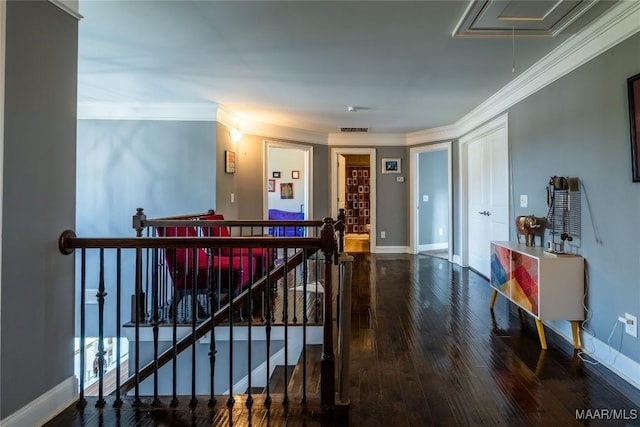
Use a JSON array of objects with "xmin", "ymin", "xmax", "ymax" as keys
[
  {"xmin": 76, "ymin": 119, "xmax": 216, "ymax": 335},
  {"xmin": 376, "ymin": 146, "xmax": 408, "ymax": 246},
  {"xmin": 1, "ymin": 1, "xmax": 78, "ymax": 418},
  {"xmin": 508, "ymin": 32, "xmax": 640, "ymax": 363}
]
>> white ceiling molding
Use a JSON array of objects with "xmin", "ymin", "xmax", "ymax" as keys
[
  {"xmin": 48, "ymin": 0, "xmax": 82, "ymax": 20},
  {"xmin": 77, "ymin": 102, "xmax": 219, "ymax": 121},
  {"xmin": 240, "ymin": 119, "xmax": 328, "ymax": 146},
  {"xmin": 454, "ymin": 0, "xmax": 640, "ymax": 139},
  {"xmin": 453, "ymin": 0, "xmax": 599, "ymax": 38},
  {"xmin": 327, "ymin": 133, "xmax": 406, "ymax": 147},
  {"xmin": 76, "ymin": 1, "xmax": 638, "ymax": 147},
  {"xmin": 406, "ymin": 124, "xmax": 459, "ymax": 146}
]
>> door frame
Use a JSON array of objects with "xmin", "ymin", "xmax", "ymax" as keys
[
  {"xmin": 409, "ymin": 142, "xmax": 452, "ymax": 261},
  {"xmin": 264, "ymin": 140, "xmax": 313, "ymax": 221},
  {"xmin": 458, "ymin": 113, "xmax": 510, "ymax": 268},
  {"xmin": 330, "ymin": 147, "xmax": 377, "ymax": 252}
]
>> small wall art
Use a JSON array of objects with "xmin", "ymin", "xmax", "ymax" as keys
[
  {"xmin": 381, "ymin": 158, "xmax": 401, "ymax": 174},
  {"xmin": 268, "ymin": 179, "xmax": 276, "ymax": 192},
  {"xmin": 292, "ymin": 170, "xmax": 300, "ymax": 179},
  {"xmin": 225, "ymin": 150, "xmax": 236, "ymax": 173},
  {"xmin": 280, "ymin": 183, "xmax": 293, "ymax": 199}
]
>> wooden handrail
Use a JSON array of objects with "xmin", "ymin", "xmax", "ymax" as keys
[{"xmin": 59, "ymin": 230, "xmax": 322, "ymax": 254}]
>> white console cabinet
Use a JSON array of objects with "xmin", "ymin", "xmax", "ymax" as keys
[{"xmin": 490, "ymin": 241, "xmax": 584, "ymax": 349}]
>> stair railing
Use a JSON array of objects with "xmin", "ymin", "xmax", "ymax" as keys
[{"xmin": 59, "ymin": 214, "xmax": 340, "ymax": 412}]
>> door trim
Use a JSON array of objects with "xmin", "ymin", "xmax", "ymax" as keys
[
  {"xmin": 458, "ymin": 113, "xmax": 509, "ymax": 268},
  {"xmin": 409, "ymin": 142, "xmax": 452, "ymax": 261},
  {"xmin": 264, "ymin": 140, "xmax": 313, "ymax": 221},
  {"xmin": 330, "ymin": 147, "xmax": 377, "ymax": 252}
]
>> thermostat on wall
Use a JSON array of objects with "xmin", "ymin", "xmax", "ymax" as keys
[{"xmin": 396, "ymin": 176, "xmax": 405, "ymax": 182}]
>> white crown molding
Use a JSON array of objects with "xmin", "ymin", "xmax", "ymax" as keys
[
  {"xmin": 327, "ymin": 133, "xmax": 406, "ymax": 146},
  {"xmin": 1, "ymin": 376, "xmax": 78, "ymax": 427},
  {"xmin": 406, "ymin": 124, "xmax": 459, "ymax": 145},
  {"xmin": 77, "ymin": 102, "xmax": 219, "ymax": 121},
  {"xmin": 241, "ymin": 119, "xmax": 328, "ymax": 145},
  {"xmin": 454, "ymin": 0, "xmax": 640, "ymax": 139},
  {"xmin": 48, "ymin": 0, "xmax": 82, "ymax": 20},
  {"xmin": 75, "ymin": 1, "xmax": 639, "ymax": 146}
]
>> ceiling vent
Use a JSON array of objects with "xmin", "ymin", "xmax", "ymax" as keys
[
  {"xmin": 340, "ymin": 127, "xmax": 369, "ymax": 133},
  {"xmin": 453, "ymin": 0, "xmax": 599, "ymax": 38}
]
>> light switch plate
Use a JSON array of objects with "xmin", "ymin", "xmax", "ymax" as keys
[{"xmin": 520, "ymin": 195, "xmax": 528, "ymax": 208}]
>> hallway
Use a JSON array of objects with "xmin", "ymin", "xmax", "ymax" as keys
[{"xmin": 47, "ymin": 253, "xmax": 640, "ymax": 426}]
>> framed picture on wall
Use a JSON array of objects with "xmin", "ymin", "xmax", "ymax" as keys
[
  {"xmin": 381, "ymin": 158, "xmax": 401, "ymax": 174},
  {"xmin": 225, "ymin": 150, "xmax": 236, "ymax": 173},
  {"xmin": 628, "ymin": 72, "xmax": 640, "ymax": 181},
  {"xmin": 268, "ymin": 179, "xmax": 276, "ymax": 192},
  {"xmin": 280, "ymin": 183, "xmax": 293, "ymax": 199},
  {"xmin": 272, "ymin": 171, "xmax": 281, "ymax": 178},
  {"xmin": 292, "ymin": 170, "xmax": 300, "ymax": 179}
]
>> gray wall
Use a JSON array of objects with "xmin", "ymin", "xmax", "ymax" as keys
[
  {"xmin": 1, "ymin": 1, "xmax": 78, "ymax": 418},
  {"xmin": 376, "ymin": 146, "xmax": 409, "ymax": 246},
  {"xmin": 418, "ymin": 149, "xmax": 448, "ymax": 246},
  {"xmin": 216, "ymin": 125, "xmax": 330, "ymax": 221},
  {"xmin": 508, "ymin": 32, "xmax": 640, "ymax": 363},
  {"xmin": 76, "ymin": 119, "xmax": 217, "ymax": 335}
]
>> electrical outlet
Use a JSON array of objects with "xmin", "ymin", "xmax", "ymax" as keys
[
  {"xmin": 625, "ymin": 313, "xmax": 637, "ymax": 338},
  {"xmin": 380, "ymin": 231, "xmax": 386, "ymax": 239},
  {"xmin": 231, "ymin": 193, "xmax": 235, "ymax": 203}
]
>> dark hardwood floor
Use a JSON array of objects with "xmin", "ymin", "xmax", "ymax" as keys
[{"xmin": 47, "ymin": 253, "xmax": 640, "ymax": 426}]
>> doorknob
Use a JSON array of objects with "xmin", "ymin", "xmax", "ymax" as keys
[{"xmin": 478, "ymin": 210, "xmax": 490, "ymax": 216}]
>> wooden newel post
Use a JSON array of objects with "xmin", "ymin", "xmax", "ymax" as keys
[
  {"xmin": 337, "ymin": 209, "xmax": 346, "ymax": 253},
  {"xmin": 320, "ymin": 217, "xmax": 337, "ymax": 410},
  {"xmin": 131, "ymin": 208, "xmax": 146, "ymax": 324}
]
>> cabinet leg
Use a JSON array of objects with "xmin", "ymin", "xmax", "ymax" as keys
[
  {"xmin": 489, "ymin": 289, "xmax": 498, "ymax": 310},
  {"xmin": 571, "ymin": 321, "xmax": 580, "ymax": 349},
  {"xmin": 535, "ymin": 318, "xmax": 547, "ymax": 350}
]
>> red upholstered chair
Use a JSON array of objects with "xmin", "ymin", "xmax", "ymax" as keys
[
  {"xmin": 199, "ymin": 214, "xmax": 273, "ymax": 277},
  {"xmin": 157, "ymin": 224, "xmax": 211, "ymax": 319}
]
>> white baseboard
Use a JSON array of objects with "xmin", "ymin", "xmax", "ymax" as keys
[
  {"xmin": 373, "ymin": 245, "xmax": 408, "ymax": 254},
  {"xmin": 420, "ymin": 242, "xmax": 448, "ymax": 251},
  {"xmin": 546, "ymin": 321, "xmax": 640, "ymax": 391},
  {"xmin": 452, "ymin": 254, "xmax": 462, "ymax": 266},
  {"xmin": 0, "ymin": 376, "xmax": 78, "ymax": 427}
]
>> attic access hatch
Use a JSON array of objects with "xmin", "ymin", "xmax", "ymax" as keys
[{"xmin": 453, "ymin": 0, "xmax": 600, "ymax": 38}]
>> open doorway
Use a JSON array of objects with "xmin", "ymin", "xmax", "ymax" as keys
[
  {"xmin": 264, "ymin": 141, "xmax": 313, "ymax": 222},
  {"xmin": 410, "ymin": 142, "xmax": 453, "ymax": 261},
  {"xmin": 331, "ymin": 148, "xmax": 376, "ymax": 253}
]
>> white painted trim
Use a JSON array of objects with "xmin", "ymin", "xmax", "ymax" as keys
[
  {"xmin": 330, "ymin": 148, "xmax": 377, "ymax": 250},
  {"xmin": 48, "ymin": 0, "xmax": 82, "ymax": 20},
  {"xmin": 546, "ymin": 321, "xmax": 640, "ymax": 391},
  {"xmin": 409, "ymin": 142, "xmax": 452, "ymax": 261},
  {"xmin": 420, "ymin": 242, "xmax": 448, "ymax": 251},
  {"xmin": 0, "ymin": 376, "xmax": 78, "ymax": 427},
  {"xmin": 406, "ymin": 124, "xmax": 459, "ymax": 146},
  {"xmin": 453, "ymin": 0, "xmax": 640, "ymax": 140},
  {"xmin": 373, "ymin": 246, "xmax": 409, "ymax": 254},
  {"xmin": 0, "ymin": 0, "xmax": 5, "ymax": 393},
  {"xmin": 77, "ymin": 102, "xmax": 219, "ymax": 121},
  {"xmin": 327, "ymin": 133, "xmax": 406, "ymax": 147},
  {"xmin": 264, "ymin": 140, "xmax": 314, "ymax": 222},
  {"xmin": 73, "ymin": 1, "xmax": 640, "ymax": 146},
  {"xmin": 458, "ymin": 113, "xmax": 509, "ymax": 269}
]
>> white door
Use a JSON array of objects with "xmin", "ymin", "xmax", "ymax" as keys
[{"xmin": 464, "ymin": 116, "xmax": 509, "ymax": 278}]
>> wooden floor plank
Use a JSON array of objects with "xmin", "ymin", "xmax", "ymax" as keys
[{"xmin": 47, "ymin": 253, "xmax": 640, "ymax": 426}]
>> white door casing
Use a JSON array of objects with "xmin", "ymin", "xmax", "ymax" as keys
[
  {"xmin": 264, "ymin": 140, "xmax": 313, "ymax": 221},
  {"xmin": 459, "ymin": 113, "xmax": 510, "ymax": 277},
  {"xmin": 330, "ymin": 147, "xmax": 376, "ymax": 251},
  {"xmin": 409, "ymin": 142, "xmax": 452, "ymax": 260}
]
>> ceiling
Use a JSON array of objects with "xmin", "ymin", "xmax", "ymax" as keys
[{"xmin": 77, "ymin": 0, "xmax": 616, "ymax": 135}]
